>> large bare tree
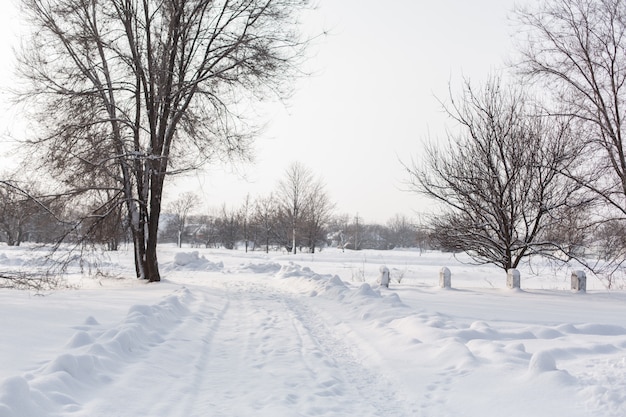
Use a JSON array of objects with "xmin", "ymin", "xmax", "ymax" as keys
[
  {"xmin": 516, "ymin": 0, "xmax": 626, "ymax": 220},
  {"xmin": 16, "ymin": 0, "xmax": 309, "ymax": 281},
  {"xmin": 405, "ymin": 77, "xmax": 583, "ymax": 271}
]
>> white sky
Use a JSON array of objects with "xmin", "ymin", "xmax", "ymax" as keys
[{"xmin": 0, "ymin": 0, "xmax": 525, "ymax": 224}]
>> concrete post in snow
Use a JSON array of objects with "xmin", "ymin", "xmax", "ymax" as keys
[
  {"xmin": 378, "ymin": 265, "xmax": 390, "ymax": 288},
  {"xmin": 507, "ymin": 269, "xmax": 521, "ymax": 289},
  {"xmin": 439, "ymin": 267, "xmax": 451, "ymax": 288},
  {"xmin": 571, "ymin": 270, "xmax": 586, "ymax": 292}
]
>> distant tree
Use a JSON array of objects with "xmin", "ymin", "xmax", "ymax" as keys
[
  {"xmin": 414, "ymin": 224, "xmax": 434, "ymax": 253},
  {"xmin": 216, "ymin": 205, "xmax": 240, "ymax": 250},
  {"xmin": 168, "ymin": 193, "xmax": 200, "ymax": 248},
  {"xmin": 189, "ymin": 214, "xmax": 220, "ymax": 249},
  {"xmin": 0, "ymin": 180, "xmax": 42, "ymax": 246},
  {"xmin": 17, "ymin": 0, "xmax": 310, "ymax": 281},
  {"xmin": 253, "ymin": 194, "xmax": 280, "ymax": 253},
  {"xmin": 277, "ymin": 162, "xmax": 315, "ymax": 254},
  {"xmin": 341, "ymin": 214, "xmax": 384, "ymax": 250},
  {"xmin": 82, "ymin": 190, "xmax": 127, "ymax": 251},
  {"xmin": 595, "ymin": 220, "xmax": 626, "ymax": 263},
  {"xmin": 540, "ymin": 203, "xmax": 590, "ymax": 259},
  {"xmin": 301, "ymin": 178, "xmax": 334, "ymax": 253},
  {"xmin": 405, "ymin": 77, "xmax": 583, "ymax": 271},
  {"xmin": 387, "ymin": 214, "xmax": 417, "ymax": 248},
  {"xmin": 273, "ymin": 207, "xmax": 294, "ymax": 252}
]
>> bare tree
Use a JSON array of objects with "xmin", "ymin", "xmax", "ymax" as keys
[
  {"xmin": 387, "ymin": 214, "xmax": 417, "ymax": 248},
  {"xmin": 0, "ymin": 180, "xmax": 42, "ymax": 246},
  {"xmin": 82, "ymin": 190, "xmax": 127, "ymax": 251},
  {"xmin": 516, "ymin": 0, "xmax": 626, "ymax": 228},
  {"xmin": 252, "ymin": 194, "xmax": 279, "ymax": 253},
  {"xmin": 216, "ymin": 204, "xmax": 240, "ymax": 250},
  {"xmin": 302, "ymin": 179, "xmax": 334, "ymax": 253},
  {"xmin": 168, "ymin": 192, "xmax": 200, "ymax": 248},
  {"xmin": 277, "ymin": 162, "xmax": 314, "ymax": 254},
  {"xmin": 515, "ymin": 0, "xmax": 626, "ymax": 284},
  {"xmin": 16, "ymin": 0, "xmax": 310, "ymax": 281},
  {"xmin": 405, "ymin": 77, "xmax": 583, "ymax": 271}
]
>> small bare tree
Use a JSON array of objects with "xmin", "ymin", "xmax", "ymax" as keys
[
  {"xmin": 252, "ymin": 194, "xmax": 279, "ymax": 253},
  {"xmin": 216, "ymin": 204, "xmax": 240, "ymax": 250},
  {"xmin": 0, "ymin": 181, "xmax": 41, "ymax": 246},
  {"xmin": 82, "ymin": 190, "xmax": 127, "ymax": 251},
  {"xmin": 387, "ymin": 214, "xmax": 417, "ymax": 248},
  {"xmin": 277, "ymin": 162, "xmax": 314, "ymax": 254},
  {"xmin": 168, "ymin": 192, "xmax": 200, "ymax": 248},
  {"xmin": 302, "ymin": 179, "xmax": 334, "ymax": 253},
  {"xmin": 405, "ymin": 77, "xmax": 583, "ymax": 271}
]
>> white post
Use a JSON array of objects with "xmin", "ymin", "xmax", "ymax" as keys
[
  {"xmin": 439, "ymin": 267, "xmax": 451, "ymax": 288},
  {"xmin": 571, "ymin": 270, "xmax": 587, "ymax": 292},
  {"xmin": 379, "ymin": 265, "xmax": 390, "ymax": 288},
  {"xmin": 507, "ymin": 269, "xmax": 520, "ymax": 289}
]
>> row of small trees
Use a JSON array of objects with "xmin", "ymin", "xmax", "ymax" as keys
[
  {"xmin": 160, "ymin": 209, "xmax": 429, "ymax": 253},
  {"xmin": 160, "ymin": 162, "xmax": 429, "ymax": 252},
  {"xmin": 0, "ymin": 162, "xmax": 429, "ymax": 253},
  {"xmin": 160, "ymin": 162, "xmax": 333, "ymax": 253},
  {"xmin": 0, "ymin": 178, "xmax": 127, "ymax": 250}
]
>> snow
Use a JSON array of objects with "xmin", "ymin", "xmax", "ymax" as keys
[{"xmin": 1, "ymin": 245, "xmax": 626, "ymax": 416}]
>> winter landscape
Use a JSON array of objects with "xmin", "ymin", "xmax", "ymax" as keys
[
  {"xmin": 1, "ymin": 244, "xmax": 625, "ymax": 417},
  {"xmin": 3, "ymin": 0, "xmax": 626, "ymax": 416}
]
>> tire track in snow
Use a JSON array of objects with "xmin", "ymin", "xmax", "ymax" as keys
[
  {"xmin": 175, "ymin": 279, "xmax": 415, "ymax": 416},
  {"xmin": 282, "ymin": 292, "xmax": 417, "ymax": 416},
  {"xmin": 204, "ymin": 283, "xmax": 413, "ymax": 416}
]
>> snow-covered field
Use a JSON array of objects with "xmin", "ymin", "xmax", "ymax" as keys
[{"xmin": 1, "ymin": 244, "xmax": 625, "ymax": 416}]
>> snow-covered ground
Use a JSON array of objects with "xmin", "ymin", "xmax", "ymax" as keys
[{"xmin": 1, "ymin": 244, "xmax": 625, "ymax": 416}]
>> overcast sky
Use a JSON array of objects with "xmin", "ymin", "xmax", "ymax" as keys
[{"xmin": 0, "ymin": 0, "xmax": 525, "ymax": 224}]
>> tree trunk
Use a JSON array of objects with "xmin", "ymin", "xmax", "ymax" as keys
[
  {"xmin": 132, "ymin": 230, "xmax": 146, "ymax": 280},
  {"xmin": 145, "ymin": 242, "xmax": 160, "ymax": 282},
  {"xmin": 144, "ymin": 170, "xmax": 165, "ymax": 282}
]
